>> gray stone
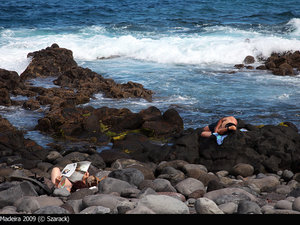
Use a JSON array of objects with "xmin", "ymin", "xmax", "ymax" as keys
[
  {"xmin": 263, "ymin": 207, "xmax": 300, "ymax": 214},
  {"xmin": 275, "ymin": 199, "xmax": 293, "ymax": 210},
  {"xmin": 53, "ymin": 187, "xmax": 71, "ymax": 197},
  {"xmin": 157, "ymin": 166, "xmax": 185, "ymax": 185},
  {"xmin": 35, "ymin": 195, "xmax": 64, "ymax": 208},
  {"xmin": 82, "ymin": 194, "xmax": 131, "ymax": 214},
  {"xmin": 66, "ymin": 199, "xmax": 84, "ymax": 214},
  {"xmin": 120, "ymin": 187, "xmax": 140, "ymax": 198},
  {"xmin": 108, "ymin": 168, "xmax": 144, "ymax": 186},
  {"xmin": 46, "ymin": 151, "xmax": 62, "ymax": 162},
  {"xmin": 195, "ymin": 197, "xmax": 224, "ymax": 214},
  {"xmin": 138, "ymin": 194, "xmax": 189, "ymax": 214},
  {"xmin": 15, "ymin": 195, "xmax": 64, "ymax": 213},
  {"xmin": 126, "ymin": 204, "xmax": 155, "ymax": 214},
  {"xmin": 0, "ymin": 206, "xmax": 18, "ymax": 214},
  {"xmin": 248, "ymin": 176, "xmax": 280, "ymax": 192},
  {"xmin": 275, "ymin": 185, "xmax": 291, "ymax": 195},
  {"xmin": 15, "ymin": 196, "xmax": 40, "ymax": 213},
  {"xmin": 292, "ymin": 197, "xmax": 300, "ymax": 212},
  {"xmin": 204, "ymin": 188, "xmax": 257, "ymax": 201},
  {"xmin": 137, "ymin": 187, "xmax": 157, "ymax": 199},
  {"xmin": 218, "ymin": 202, "xmax": 238, "ymax": 214},
  {"xmin": 98, "ymin": 177, "xmax": 134, "ymax": 194},
  {"xmin": 230, "ymin": 163, "xmax": 254, "ymax": 177},
  {"xmin": 175, "ymin": 178, "xmax": 205, "ymax": 197},
  {"xmin": 79, "ymin": 206, "xmax": 110, "ymax": 214},
  {"xmin": 214, "ymin": 193, "xmax": 251, "ymax": 205},
  {"xmin": 282, "ymin": 169, "xmax": 294, "ymax": 181},
  {"xmin": 37, "ymin": 162, "xmax": 53, "ymax": 172},
  {"xmin": 237, "ymin": 200, "xmax": 262, "ymax": 214},
  {"xmin": 0, "ymin": 181, "xmax": 38, "ymax": 208},
  {"xmin": 34, "ymin": 206, "xmax": 70, "ymax": 214},
  {"xmin": 68, "ymin": 188, "xmax": 94, "ymax": 200},
  {"xmin": 151, "ymin": 178, "xmax": 177, "ymax": 192}
]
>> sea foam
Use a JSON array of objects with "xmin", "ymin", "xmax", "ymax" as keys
[{"xmin": 1, "ymin": 18, "xmax": 300, "ymax": 74}]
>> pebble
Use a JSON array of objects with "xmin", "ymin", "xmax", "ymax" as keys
[
  {"xmin": 137, "ymin": 194, "xmax": 189, "ymax": 214},
  {"xmin": 194, "ymin": 197, "xmax": 224, "ymax": 214},
  {"xmin": 237, "ymin": 200, "xmax": 262, "ymax": 214},
  {"xmin": 1, "ymin": 157, "xmax": 300, "ymax": 214},
  {"xmin": 292, "ymin": 197, "xmax": 300, "ymax": 212},
  {"xmin": 175, "ymin": 178, "xmax": 205, "ymax": 197},
  {"xmin": 79, "ymin": 206, "xmax": 110, "ymax": 214}
]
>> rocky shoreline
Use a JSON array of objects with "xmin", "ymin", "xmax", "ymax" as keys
[{"xmin": 0, "ymin": 44, "xmax": 300, "ymax": 214}]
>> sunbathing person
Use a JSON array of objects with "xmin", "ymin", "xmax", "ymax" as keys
[
  {"xmin": 51, "ymin": 167, "xmax": 101, "ymax": 192},
  {"xmin": 201, "ymin": 116, "xmax": 238, "ymax": 138}
]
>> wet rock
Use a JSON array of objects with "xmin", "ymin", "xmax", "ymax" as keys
[
  {"xmin": 141, "ymin": 108, "xmax": 183, "ymax": 137},
  {"xmin": 0, "ymin": 68, "xmax": 25, "ymax": 106},
  {"xmin": 243, "ymin": 55, "xmax": 255, "ymax": 64},
  {"xmin": 262, "ymin": 51, "xmax": 300, "ymax": 76},
  {"xmin": 0, "ymin": 88, "xmax": 11, "ymax": 106},
  {"xmin": 23, "ymin": 98, "xmax": 40, "ymax": 110},
  {"xmin": 20, "ymin": 43, "xmax": 77, "ymax": 81}
]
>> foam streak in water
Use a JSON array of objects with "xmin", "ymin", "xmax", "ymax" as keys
[{"xmin": 1, "ymin": 19, "xmax": 300, "ymax": 74}]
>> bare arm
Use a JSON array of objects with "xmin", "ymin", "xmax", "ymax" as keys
[
  {"xmin": 217, "ymin": 125, "xmax": 237, "ymax": 135},
  {"xmin": 214, "ymin": 118, "xmax": 224, "ymax": 133}
]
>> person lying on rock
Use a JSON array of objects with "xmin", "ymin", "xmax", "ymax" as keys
[
  {"xmin": 200, "ymin": 116, "xmax": 238, "ymax": 138},
  {"xmin": 51, "ymin": 167, "xmax": 101, "ymax": 192}
]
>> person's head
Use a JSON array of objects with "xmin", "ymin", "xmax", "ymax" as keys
[{"xmin": 86, "ymin": 175, "xmax": 101, "ymax": 187}]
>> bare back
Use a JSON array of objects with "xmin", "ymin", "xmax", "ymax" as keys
[{"xmin": 219, "ymin": 116, "xmax": 237, "ymax": 129}]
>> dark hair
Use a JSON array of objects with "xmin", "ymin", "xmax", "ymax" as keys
[{"xmin": 71, "ymin": 181, "xmax": 88, "ymax": 192}]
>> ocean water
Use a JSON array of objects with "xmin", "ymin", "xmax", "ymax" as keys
[{"xmin": 1, "ymin": 0, "xmax": 300, "ymax": 146}]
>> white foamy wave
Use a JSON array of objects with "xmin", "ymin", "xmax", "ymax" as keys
[
  {"xmin": 278, "ymin": 93, "xmax": 290, "ymax": 100},
  {"xmin": 1, "ymin": 25, "xmax": 300, "ymax": 74},
  {"xmin": 82, "ymin": 92, "xmax": 198, "ymax": 114},
  {"xmin": 287, "ymin": 18, "xmax": 300, "ymax": 36}
]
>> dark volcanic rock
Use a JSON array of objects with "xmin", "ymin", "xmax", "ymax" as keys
[
  {"xmin": 36, "ymin": 105, "xmax": 183, "ymax": 147},
  {"xmin": 0, "ymin": 68, "xmax": 24, "ymax": 91},
  {"xmin": 0, "ymin": 68, "xmax": 25, "ymax": 106},
  {"xmin": 261, "ymin": 51, "xmax": 300, "ymax": 76},
  {"xmin": 243, "ymin": 55, "xmax": 255, "ymax": 64},
  {"xmin": 168, "ymin": 120, "xmax": 300, "ymax": 173},
  {"xmin": 19, "ymin": 43, "xmax": 153, "ymax": 102},
  {"xmin": 20, "ymin": 43, "xmax": 77, "ymax": 81},
  {"xmin": 0, "ymin": 115, "xmax": 48, "ymax": 168}
]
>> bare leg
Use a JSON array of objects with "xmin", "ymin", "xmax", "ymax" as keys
[
  {"xmin": 51, "ymin": 167, "xmax": 72, "ymax": 191},
  {"xmin": 201, "ymin": 131, "xmax": 213, "ymax": 138},
  {"xmin": 200, "ymin": 125, "xmax": 213, "ymax": 138},
  {"xmin": 51, "ymin": 167, "xmax": 61, "ymax": 184}
]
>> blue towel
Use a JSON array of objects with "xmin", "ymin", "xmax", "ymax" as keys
[
  {"xmin": 213, "ymin": 128, "xmax": 248, "ymax": 145},
  {"xmin": 212, "ymin": 133, "xmax": 228, "ymax": 145}
]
